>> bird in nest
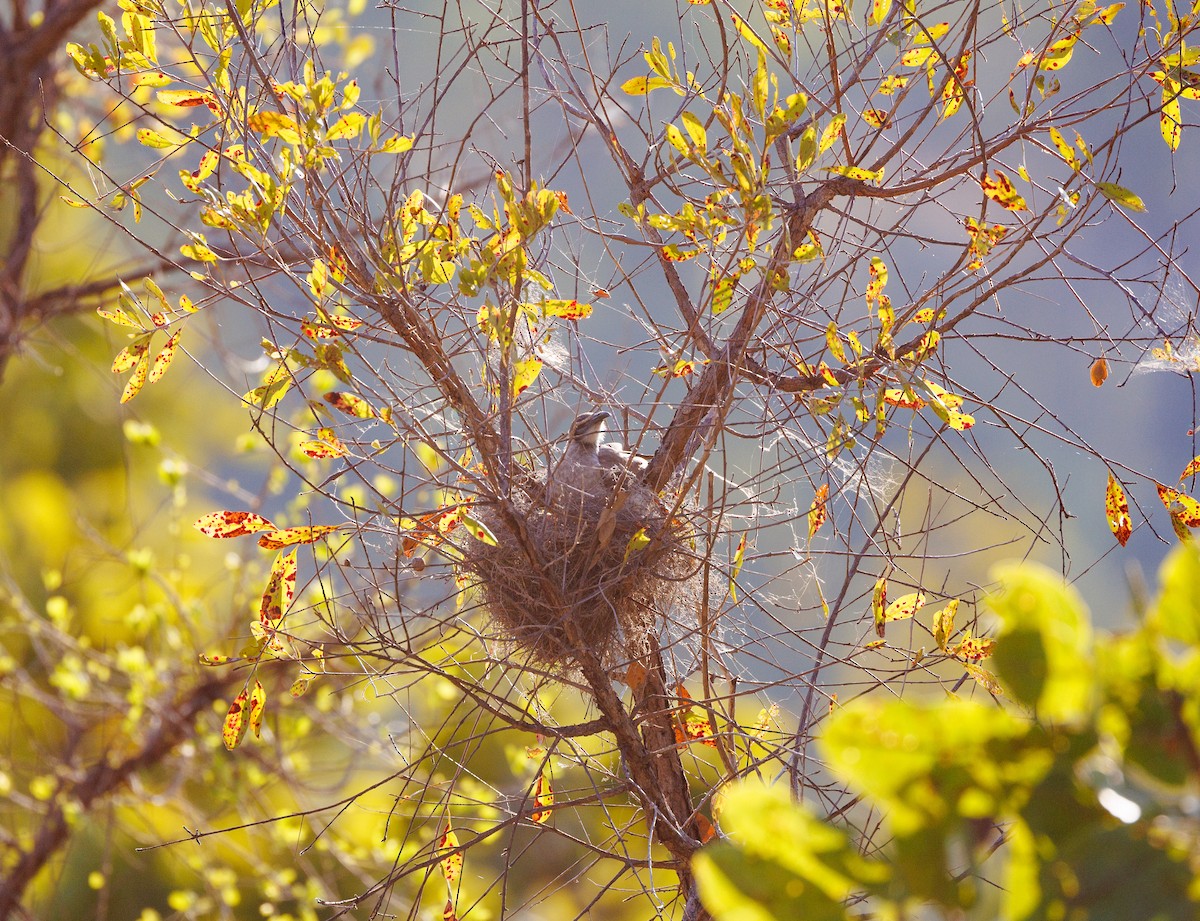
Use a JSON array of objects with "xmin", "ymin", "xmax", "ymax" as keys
[{"xmin": 547, "ymin": 411, "xmax": 648, "ymax": 509}]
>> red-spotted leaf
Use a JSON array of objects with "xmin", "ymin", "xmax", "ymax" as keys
[
  {"xmin": 147, "ymin": 330, "xmax": 181, "ymax": 384},
  {"xmin": 1180, "ymin": 456, "xmax": 1200, "ymax": 481},
  {"xmin": 257, "ymin": 525, "xmax": 341, "ymax": 550},
  {"xmin": 541, "ymin": 298, "xmax": 592, "ymax": 320},
  {"xmin": 624, "ymin": 527, "xmax": 651, "ymax": 562},
  {"xmin": 1157, "ymin": 483, "xmax": 1200, "ymax": 527},
  {"xmin": 458, "ymin": 512, "xmax": 498, "ymax": 546},
  {"xmin": 884, "ymin": 591, "xmax": 926, "ymax": 623},
  {"xmin": 120, "ymin": 348, "xmax": 151, "ymax": 403},
  {"xmin": 440, "ymin": 825, "xmax": 463, "ymax": 885},
  {"xmin": 195, "ymin": 510, "xmax": 276, "ymax": 538},
  {"xmin": 112, "ymin": 336, "xmax": 151, "ymax": 373},
  {"xmin": 324, "ymin": 391, "xmax": 375, "ymax": 418},
  {"xmin": 531, "ymin": 772, "xmax": 554, "ymax": 824},
  {"xmin": 198, "ymin": 652, "xmax": 239, "ymax": 666},
  {"xmin": 222, "ymin": 689, "xmax": 250, "ymax": 750},
  {"xmin": 300, "ymin": 427, "xmax": 347, "ymax": 458},
  {"xmin": 952, "ymin": 630, "xmax": 996, "ymax": 661},
  {"xmin": 807, "ymin": 484, "xmax": 829, "ymax": 539},
  {"xmin": 157, "ymin": 88, "xmax": 217, "ymax": 108},
  {"xmin": 1105, "ymin": 472, "xmax": 1132, "ymax": 546},
  {"xmin": 248, "ymin": 680, "xmax": 267, "ymax": 739},
  {"xmin": 442, "ymin": 900, "xmax": 458, "ymax": 921},
  {"xmin": 259, "ymin": 549, "xmax": 297, "ymax": 625},
  {"xmin": 981, "ymin": 169, "xmax": 1029, "ymax": 211}
]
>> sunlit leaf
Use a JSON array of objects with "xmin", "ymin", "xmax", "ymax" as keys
[
  {"xmin": 952, "ymin": 629, "xmax": 995, "ymax": 661},
  {"xmin": 259, "ymin": 549, "xmax": 297, "ymax": 625},
  {"xmin": 1105, "ymin": 472, "xmax": 1132, "ymax": 546},
  {"xmin": 257, "ymin": 525, "xmax": 342, "ymax": 550},
  {"xmin": 157, "ymin": 88, "xmax": 216, "ymax": 108},
  {"xmin": 459, "ymin": 512, "xmax": 498, "ymax": 546},
  {"xmin": 884, "ymin": 591, "xmax": 926, "ymax": 623},
  {"xmin": 541, "ymin": 298, "xmax": 592, "ymax": 320},
  {"xmin": 932, "ymin": 598, "xmax": 958, "ymax": 652},
  {"xmin": 147, "ymin": 330, "xmax": 180, "ymax": 384},
  {"xmin": 1156, "ymin": 483, "xmax": 1200, "ymax": 527},
  {"xmin": 440, "ymin": 825, "xmax": 463, "ymax": 885},
  {"xmin": 1095, "ymin": 181, "xmax": 1147, "ymax": 212},
  {"xmin": 808, "ymin": 484, "xmax": 829, "ymax": 540},
  {"xmin": 981, "ymin": 169, "xmax": 1028, "ymax": 211},
  {"xmin": 195, "ymin": 510, "xmax": 275, "ymax": 538},
  {"xmin": 730, "ymin": 534, "xmax": 747, "ymax": 600},
  {"xmin": 248, "ymin": 680, "xmax": 266, "ymax": 739},
  {"xmin": 963, "ymin": 662, "xmax": 1004, "ymax": 695},
  {"xmin": 872, "ymin": 575, "xmax": 888, "ymax": 637},
  {"xmin": 823, "ymin": 165, "xmax": 885, "ymax": 183},
  {"xmin": 625, "ymin": 527, "xmax": 652, "ymax": 561},
  {"xmin": 1179, "ymin": 456, "xmax": 1200, "ymax": 481},
  {"xmin": 531, "ymin": 772, "xmax": 554, "ymax": 824},
  {"xmin": 324, "ymin": 391, "xmax": 376, "ymax": 418},
  {"xmin": 222, "ymin": 689, "xmax": 249, "ymax": 750},
  {"xmin": 1090, "ymin": 356, "xmax": 1109, "ymax": 387}
]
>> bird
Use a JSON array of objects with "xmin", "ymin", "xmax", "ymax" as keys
[{"xmin": 547, "ymin": 411, "xmax": 647, "ymax": 510}]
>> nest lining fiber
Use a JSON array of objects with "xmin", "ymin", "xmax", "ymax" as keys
[{"xmin": 457, "ymin": 483, "xmax": 702, "ymax": 671}]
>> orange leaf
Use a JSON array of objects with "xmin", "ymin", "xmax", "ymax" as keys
[
  {"xmin": 257, "ymin": 525, "xmax": 341, "ymax": 550},
  {"xmin": 222, "ymin": 689, "xmax": 249, "ymax": 750},
  {"xmin": 694, "ymin": 812, "xmax": 718, "ymax": 843},
  {"xmin": 807, "ymin": 484, "xmax": 829, "ymax": 539},
  {"xmin": 194, "ymin": 510, "xmax": 275, "ymax": 538},
  {"xmin": 1105, "ymin": 472, "xmax": 1132, "ymax": 546},
  {"xmin": 531, "ymin": 772, "xmax": 554, "ymax": 824},
  {"xmin": 1090, "ymin": 356, "xmax": 1109, "ymax": 387},
  {"xmin": 442, "ymin": 900, "xmax": 459, "ymax": 921}
]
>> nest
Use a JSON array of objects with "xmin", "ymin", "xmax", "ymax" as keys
[{"xmin": 457, "ymin": 481, "xmax": 702, "ymax": 672}]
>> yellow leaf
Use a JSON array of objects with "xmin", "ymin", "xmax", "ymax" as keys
[
  {"xmin": 222, "ymin": 690, "xmax": 249, "ymax": 750},
  {"xmin": 884, "ymin": 591, "xmax": 926, "ymax": 622},
  {"xmin": 981, "ymin": 169, "xmax": 1028, "ymax": 211},
  {"xmin": 257, "ymin": 525, "xmax": 342, "ymax": 549},
  {"xmin": 1105, "ymin": 472, "xmax": 1132, "ymax": 546}
]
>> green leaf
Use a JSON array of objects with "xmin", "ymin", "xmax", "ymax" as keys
[
  {"xmin": 693, "ymin": 782, "xmax": 890, "ymax": 921},
  {"xmin": 1095, "ymin": 181, "xmax": 1147, "ymax": 212},
  {"xmin": 987, "ymin": 562, "xmax": 1093, "ymax": 723}
]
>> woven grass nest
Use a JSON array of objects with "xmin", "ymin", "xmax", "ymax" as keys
[{"xmin": 458, "ymin": 482, "xmax": 702, "ymax": 671}]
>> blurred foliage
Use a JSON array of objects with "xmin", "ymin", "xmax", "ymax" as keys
[{"xmin": 695, "ymin": 550, "xmax": 1200, "ymax": 920}]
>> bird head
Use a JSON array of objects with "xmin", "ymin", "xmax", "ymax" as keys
[{"xmin": 568, "ymin": 411, "xmax": 610, "ymax": 449}]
